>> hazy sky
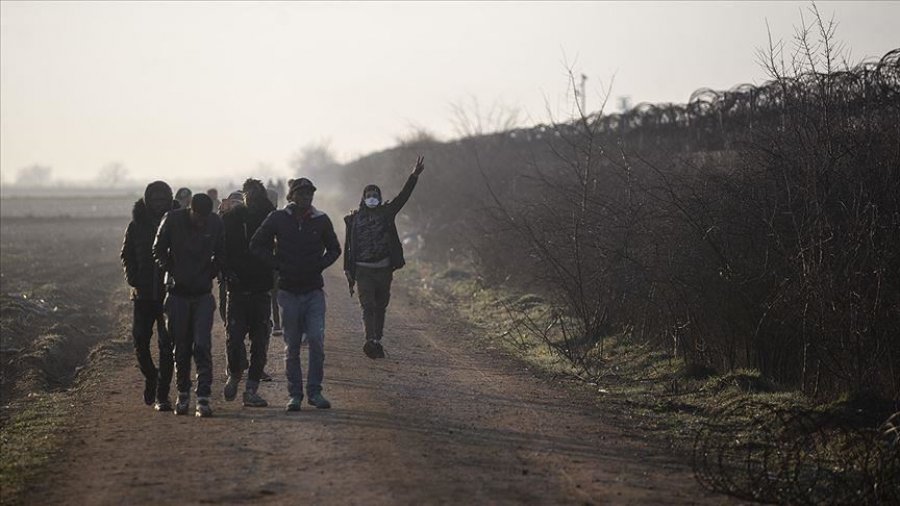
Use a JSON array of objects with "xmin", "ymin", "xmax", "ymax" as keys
[{"xmin": 1, "ymin": 1, "xmax": 897, "ymax": 184}]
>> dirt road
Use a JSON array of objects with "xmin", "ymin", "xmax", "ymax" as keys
[{"xmin": 26, "ymin": 267, "xmax": 733, "ymax": 505}]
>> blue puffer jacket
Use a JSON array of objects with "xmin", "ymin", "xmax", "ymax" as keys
[{"xmin": 250, "ymin": 204, "xmax": 341, "ymax": 294}]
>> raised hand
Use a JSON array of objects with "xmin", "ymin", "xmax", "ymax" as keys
[{"xmin": 413, "ymin": 155, "xmax": 425, "ymax": 176}]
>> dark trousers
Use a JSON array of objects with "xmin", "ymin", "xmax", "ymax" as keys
[
  {"xmin": 356, "ymin": 266, "xmax": 393, "ymax": 340},
  {"xmin": 270, "ymin": 271, "xmax": 281, "ymax": 329},
  {"xmin": 226, "ymin": 291, "xmax": 271, "ymax": 383},
  {"xmin": 217, "ymin": 276, "xmax": 228, "ymax": 323},
  {"xmin": 166, "ymin": 293, "xmax": 215, "ymax": 398},
  {"xmin": 132, "ymin": 299, "xmax": 174, "ymax": 400}
]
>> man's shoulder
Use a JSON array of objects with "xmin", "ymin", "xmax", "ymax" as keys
[
  {"xmin": 162, "ymin": 208, "xmax": 188, "ymax": 226},
  {"xmin": 266, "ymin": 208, "xmax": 290, "ymax": 221},
  {"xmin": 310, "ymin": 208, "xmax": 333, "ymax": 225}
]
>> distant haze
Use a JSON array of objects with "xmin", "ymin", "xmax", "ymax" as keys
[{"xmin": 1, "ymin": 1, "xmax": 897, "ymax": 185}]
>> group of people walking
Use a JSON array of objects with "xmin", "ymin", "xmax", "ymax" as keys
[{"xmin": 120, "ymin": 157, "xmax": 426, "ymax": 417}]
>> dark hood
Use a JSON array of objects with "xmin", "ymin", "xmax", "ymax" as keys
[
  {"xmin": 144, "ymin": 180, "xmax": 173, "ymax": 203},
  {"xmin": 138, "ymin": 181, "xmax": 174, "ymax": 223},
  {"xmin": 360, "ymin": 184, "xmax": 382, "ymax": 207}
]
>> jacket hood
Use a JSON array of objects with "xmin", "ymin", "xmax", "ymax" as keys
[
  {"xmin": 138, "ymin": 181, "xmax": 174, "ymax": 222},
  {"xmin": 361, "ymin": 184, "xmax": 382, "ymax": 201},
  {"xmin": 144, "ymin": 180, "xmax": 173, "ymax": 203}
]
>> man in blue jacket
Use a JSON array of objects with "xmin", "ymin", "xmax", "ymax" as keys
[
  {"xmin": 250, "ymin": 177, "xmax": 341, "ymax": 411},
  {"xmin": 153, "ymin": 193, "xmax": 224, "ymax": 417}
]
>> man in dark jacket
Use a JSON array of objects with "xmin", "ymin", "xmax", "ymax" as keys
[
  {"xmin": 153, "ymin": 193, "xmax": 224, "ymax": 417},
  {"xmin": 221, "ymin": 179, "xmax": 276, "ymax": 407},
  {"xmin": 344, "ymin": 156, "xmax": 425, "ymax": 359},
  {"xmin": 250, "ymin": 177, "xmax": 341, "ymax": 411},
  {"xmin": 121, "ymin": 181, "xmax": 176, "ymax": 410}
]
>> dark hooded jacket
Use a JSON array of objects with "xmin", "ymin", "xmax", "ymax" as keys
[
  {"xmin": 343, "ymin": 173, "xmax": 419, "ymax": 279},
  {"xmin": 120, "ymin": 182, "xmax": 173, "ymax": 301},
  {"xmin": 250, "ymin": 204, "xmax": 341, "ymax": 294},
  {"xmin": 222, "ymin": 198, "xmax": 276, "ymax": 294},
  {"xmin": 153, "ymin": 208, "xmax": 224, "ymax": 297}
]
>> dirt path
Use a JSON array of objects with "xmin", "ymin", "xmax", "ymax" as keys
[{"xmin": 27, "ymin": 269, "xmax": 735, "ymax": 505}]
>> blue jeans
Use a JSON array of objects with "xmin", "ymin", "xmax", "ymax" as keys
[
  {"xmin": 278, "ymin": 289, "xmax": 326, "ymax": 398},
  {"xmin": 165, "ymin": 292, "xmax": 215, "ymax": 398}
]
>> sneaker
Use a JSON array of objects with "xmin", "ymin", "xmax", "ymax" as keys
[
  {"xmin": 223, "ymin": 375, "xmax": 240, "ymax": 401},
  {"xmin": 286, "ymin": 396, "xmax": 302, "ymax": 412},
  {"xmin": 307, "ymin": 392, "xmax": 331, "ymax": 409},
  {"xmin": 144, "ymin": 376, "xmax": 158, "ymax": 406},
  {"xmin": 195, "ymin": 397, "xmax": 213, "ymax": 418},
  {"xmin": 363, "ymin": 339, "xmax": 385, "ymax": 359},
  {"xmin": 260, "ymin": 370, "xmax": 273, "ymax": 382},
  {"xmin": 154, "ymin": 398, "xmax": 172, "ymax": 412},
  {"xmin": 174, "ymin": 393, "xmax": 190, "ymax": 416},
  {"xmin": 243, "ymin": 390, "xmax": 268, "ymax": 408}
]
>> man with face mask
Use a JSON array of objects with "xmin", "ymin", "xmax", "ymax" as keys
[
  {"xmin": 221, "ymin": 179, "xmax": 276, "ymax": 407},
  {"xmin": 153, "ymin": 193, "xmax": 224, "ymax": 417},
  {"xmin": 343, "ymin": 156, "xmax": 425, "ymax": 359},
  {"xmin": 250, "ymin": 177, "xmax": 341, "ymax": 411},
  {"xmin": 121, "ymin": 181, "xmax": 176, "ymax": 410}
]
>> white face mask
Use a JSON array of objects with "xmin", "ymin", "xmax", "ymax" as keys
[{"xmin": 364, "ymin": 197, "xmax": 380, "ymax": 208}]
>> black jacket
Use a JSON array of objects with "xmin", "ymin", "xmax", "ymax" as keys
[
  {"xmin": 222, "ymin": 201, "xmax": 275, "ymax": 294},
  {"xmin": 343, "ymin": 173, "xmax": 419, "ymax": 278},
  {"xmin": 152, "ymin": 208, "xmax": 224, "ymax": 297},
  {"xmin": 250, "ymin": 205, "xmax": 341, "ymax": 294},
  {"xmin": 121, "ymin": 199, "xmax": 167, "ymax": 301}
]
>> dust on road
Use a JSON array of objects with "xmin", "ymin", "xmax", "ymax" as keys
[{"xmin": 26, "ymin": 267, "xmax": 733, "ymax": 505}]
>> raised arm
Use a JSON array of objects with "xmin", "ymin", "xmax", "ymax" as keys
[{"xmin": 385, "ymin": 155, "xmax": 425, "ymax": 215}]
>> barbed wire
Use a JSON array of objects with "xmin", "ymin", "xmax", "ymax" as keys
[
  {"xmin": 489, "ymin": 49, "xmax": 900, "ymax": 149},
  {"xmin": 692, "ymin": 399, "xmax": 899, "ymax": 504}
]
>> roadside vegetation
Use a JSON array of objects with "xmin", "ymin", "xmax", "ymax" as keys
[{"xmin": 340, "ymin": 8, "xmax": 899, "ymax": 502}]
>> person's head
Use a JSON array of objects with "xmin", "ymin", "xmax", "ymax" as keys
[
  {"xmin": 207, "ymin": 188, "xmax": 218, "ymax": 201},
  {"xmin": 143, "ymin": 180, "xmax": 173, "ymax": 218},
  {"xmin": 242, "ymin": 178, "xmax": 268, "ymax": 208},
  {"xmin": 287, "ymin": 177, "xmax": 316, "ymax": 210},
  {"xmin": 220, "ymin": 190, "xmax": 243, "ymax": 213},
  {"xmin": 175, "ymin": 187, "xmax": 192, "ymax": 208},
  {"xmin": 362, "ymin": 184, "xmax": 382, "ymax": 208},
  {"xmin": 189, "ymin": 193, "xmax": 213, "ymax": 228}
]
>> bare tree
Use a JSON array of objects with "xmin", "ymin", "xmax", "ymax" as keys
[
  {"xmin": 289, "ymin": 141, "xmax": 339, "ymax": 178},
  {"xmin": 15, "ymin": 164, "xmax": 52, "ymax": 186},
  {"xmin": 449, "ymin": 95, "xmax": 521, "ymax": 138},
  {"xmin": 96, "ymin": 162, "xmax": 129, "ymax": 187}
]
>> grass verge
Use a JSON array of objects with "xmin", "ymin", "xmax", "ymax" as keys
[
  {"xmin": 399, "ymin": 260, "xmax": 899, "ymax": 503},
  {"xmin": 0, "ymin": 393, "xmax": 71, "ymax": 506},
  {"xmin": 0, "ymin": 292, "xmax": 130, "ymax": 506}
]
